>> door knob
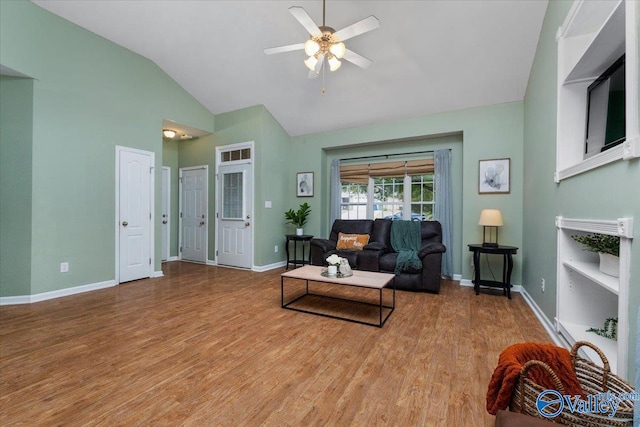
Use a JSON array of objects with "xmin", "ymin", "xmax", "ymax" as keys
[
  {"xmin": 162, "ymin": 220, "xmax": 167, "ymax": 224},
  {"xmin": 122, "ymin": 221, "xmax": 128, "ymax": 227},
  {"xmin": 200, "ymin": 221, "xmax": 205, "ymax": 226},
  {"xmin": 245, "ymin": 222, "xmax": 250, "ymax": 227}
]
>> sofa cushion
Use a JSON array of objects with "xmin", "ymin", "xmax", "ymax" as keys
[
  {"xmin": 329, "ymin": 220, "xmax": 373, "ymax": 241},
  {"xmin": 336, "ymin": 233, "xmax": 370, "ymax": 250},
  {"xmin": 379, "ymin": 253, "xmax": 421, "ymax": 274}
]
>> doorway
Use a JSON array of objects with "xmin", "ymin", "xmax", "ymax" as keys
[
  {"xmin": 115, "ymin": 146, "xmax": 154, "ymax": 283},
  {"xmin": 179, "ymin": 166, "xmax": 208, "ymax": 263},
  {"xmin": 216, "ymin": 142, "xmax": 254, "ymax": 269}
]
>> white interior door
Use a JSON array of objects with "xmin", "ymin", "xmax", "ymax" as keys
[
  {"xmin": 217, "ymin": 162, "xmax": 253, "ymax": 269},
  {"xmin": 180, "ymin": 166, "xmax": 207, "ymax": 263},
  {"xmin": 161, "ymin": 166, "xmax": 170, "ymax": 261},
  {"xmin": 117, "ymin": 147, "xmax": 153, "ymax": 283}
]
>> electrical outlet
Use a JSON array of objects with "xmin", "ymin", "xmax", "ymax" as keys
[
  {"xmin": 274, "ymin": 245, "xmax": 278, "ymax": 253},
  {"xmin": 541, "ymin": 278, "xmax": 545, "ymax": 292},
  {"xmin": 60, "ymin": 262, "xmax": 69, "ymax": 273}
]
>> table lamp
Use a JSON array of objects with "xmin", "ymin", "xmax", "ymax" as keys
[{"xmin": 479, "ymin": 209, "xmax": 503, "ymax": 247}]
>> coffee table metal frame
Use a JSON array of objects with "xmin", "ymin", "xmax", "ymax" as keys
[{"xmin": 281, "ymin": 265, "xmax": 395, "ymax": 327}]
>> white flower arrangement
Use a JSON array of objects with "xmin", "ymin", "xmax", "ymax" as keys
[{"xmin": 326, "ymin": 254, "xmax": 343, "ymax": 266}]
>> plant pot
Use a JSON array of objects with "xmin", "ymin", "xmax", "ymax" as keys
[
  {"xmin": 598, "ymin": 253, "xmax": 619, "ymax": 278},
  {"xmin": 327, "ymin": 265, "xmax": 337, "ymax": 277},
  {"xmin": 296, "ymin": 228, "xmax": 303, "ymax": 236}
]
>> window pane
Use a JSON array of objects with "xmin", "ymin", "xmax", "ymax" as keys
[
  {"xmin": 340, "ymin": 182, "xmax": 368, "ymax": 219},
  {"xmin": 222, "ymin": 172, "xmax": 243, "ymax": 219}
]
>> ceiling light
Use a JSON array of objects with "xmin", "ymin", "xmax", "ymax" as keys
[
  {"xmin": 304, "ymin": 39, "xmax": 320, "ymax": 56},
  {"xmin": 163, "ymin": 129, "xmax": 176, "ymax": 139},
  {"xmin": 329, "ymin": 42, "xmax": 345, "ymax": 59},
  {"xmin": 328, "ymin": 56, "xmax": 341, "ymax": 72},
  {"xmin": 304, "ymin": 56, "xmax": 318, "ymax": 71}
]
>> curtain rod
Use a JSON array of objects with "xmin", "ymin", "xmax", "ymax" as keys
[{"xmin": 340, "ymin": 149, "xmax": 445, "ymax": 162}]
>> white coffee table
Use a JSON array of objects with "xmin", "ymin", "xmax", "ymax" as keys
[{"xmin": 281, "ymin": 265, "xmax": 395, "ymax": 327}]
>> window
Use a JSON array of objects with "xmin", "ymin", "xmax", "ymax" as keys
[{"xmin": 339, "ymin": 158, "xmax": 434, "ymax": 221}]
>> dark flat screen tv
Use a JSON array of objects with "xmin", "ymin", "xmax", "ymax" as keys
[{"xmin": 585, "ymin": 55, "xmax": 625, "ymax": 159}]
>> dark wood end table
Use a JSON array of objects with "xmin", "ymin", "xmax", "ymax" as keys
[{"xmin": 468, "ymin": 244, "xmax": 518, "ymax": 299}]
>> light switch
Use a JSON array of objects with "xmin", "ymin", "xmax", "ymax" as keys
[{"xmin": 265, "ymin": 201, "xmax": 272, "ymax": 208}]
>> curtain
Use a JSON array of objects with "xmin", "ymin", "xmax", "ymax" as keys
[
  {"xmin": 434, "ymin": 149, "xmax": 453, "ymax": 278},
  {"xmin": 330, "ymin": 159, "xmax": 341, "ymax": 224}
]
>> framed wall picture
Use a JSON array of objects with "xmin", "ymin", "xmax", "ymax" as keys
[
  {"xmin": 479, "ymin": 158, "xmax": 510, "ymax": 194},
  {"xmin": 296, "ymin": 172, "xmax": 314, "ymax": 197}
]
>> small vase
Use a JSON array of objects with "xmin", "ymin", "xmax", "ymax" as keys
[
  {"xmin": 598, "ymin": 253, "xmax": 619, "ymax": 277},
  {"xmin": 296, "ymin": 228, "xmax": 303, "ymax": 236},
  {"xmin": 327, "ymin": 265, "xmax": 337, "ymax": 277}
]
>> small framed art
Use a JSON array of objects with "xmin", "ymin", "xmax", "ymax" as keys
[
  {"xmin": 296, "ymin": 172, "xmax": 314, "ymax": 197},
  {"xmin": 479, "ymin": 158, "xmax": 510, "ymax": 194}
]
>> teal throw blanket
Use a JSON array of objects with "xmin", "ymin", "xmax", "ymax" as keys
[{"xmin": 390, "ymin": 220, "xmax": 422, "ymax": 274}]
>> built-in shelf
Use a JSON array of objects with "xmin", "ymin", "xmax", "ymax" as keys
[
  {"xmin": 557, "ymin": 320, "xmax": 618, "ymax": 373},
  {"xmin": 555, "ymin": 0, "xmax": 639, "ymax": 181},
  {"xmin": 562, "ymin": 260, "xmax": 619, "ymax": 294},
  {"xmin": 556, "ymin": 216, "xmax": 632, "ymax": 378}
]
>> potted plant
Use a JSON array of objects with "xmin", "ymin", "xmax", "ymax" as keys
[
  {"xmin": 284, "ymin": 202, "xmax": 311, "ymax": 236},
  {"xmin": 571, "ymin": 233, "xmax": 620, "ymax": 277}
]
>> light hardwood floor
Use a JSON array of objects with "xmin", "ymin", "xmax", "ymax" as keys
[{"xmin": 0, "ymin": 262, "xmax": 552, "ymax": 426}]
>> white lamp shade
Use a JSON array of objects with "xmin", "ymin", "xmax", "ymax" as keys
[
  {"xmin": 163, "ymin": 129, "xmax": 176, "ymax": 139},
  {"xmin": 304, "ymin": 56, "xmax": 318, "ymax": 71},
  {"xmin": 329, "ymin": 42, "xmax": 346, "ymax": 59},
  {"xmin": 304, "ymin": 39, "xmax": 320, "ymax": 56},
  {"xmin": 328, "ymin": 56, "xmax": 341, "ymax": 72},
  {"xmin": 478, "ymin": 209, "xmax": 504, "ymax": 226}
]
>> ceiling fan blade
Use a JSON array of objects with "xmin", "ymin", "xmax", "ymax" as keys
[
  {"xmin": 334, "ymin": 15, "xmax": 379, "ymax": 41},
  {"xmin": 343, "ymin": 49, "xmax": 373, "ymax": 69},
  {"xmin": 289, "ymin": 6, "xmax": 321, "ymax": 35},
  {"xmin": 264, "ymin": 43, "xmax": 305, "ymax": 55}
]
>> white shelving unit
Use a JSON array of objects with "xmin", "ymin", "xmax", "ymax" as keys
[
  {"xmin": 555, "ymin": 217, "xmax": 633, "ymax": 377},
  {"xmin": 555, "ymin": 0, "xmax": 639, "ymax": 182}
]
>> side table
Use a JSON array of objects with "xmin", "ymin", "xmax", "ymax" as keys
[
  {"xmin": 468, "ymin": 244, "xmax": 518, "ymax": 299},
  {"xmin": 285, "ymin": 234, "xmax": 313, "ymax": 270}
]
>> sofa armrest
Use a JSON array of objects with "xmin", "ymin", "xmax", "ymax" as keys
[
  {"xmin": 310, "ymin": 238, "xmax": 336, "ymax": 254},
  {"xmin": 363, "ymin": 242, "xmax": 387, "ymax": 252},
  {"xmin": 418, "ymin": 243, "xmax": 446, "ymax": 258}
]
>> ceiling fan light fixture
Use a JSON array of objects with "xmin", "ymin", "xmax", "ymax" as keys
[
  {"xmin": 163, "ymin": 129, "xmax": 176, "ymax": 139},
  {"xmin": 304, "ymin": 56, "xmax": 318, "ymax": 71},
  {"xmin": 329, "ymin": 42, "xmax": 345, "ymax": 59},
  {"xmin": 328, "ymin": 55, "xmax": 341, "ymax": 72},
  {"xmin": 304, "ymin": 39, "xmax": 320, "ymax": 56}
]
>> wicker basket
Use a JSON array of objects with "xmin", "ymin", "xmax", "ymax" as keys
[{"xmin": 510, "ymin": 341, "xmax": 635, "ymax": 427}]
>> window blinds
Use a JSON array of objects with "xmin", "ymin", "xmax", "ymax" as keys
[{"xmin": 340, "ymin": 159, "xmax": 434, "ymax": 184}]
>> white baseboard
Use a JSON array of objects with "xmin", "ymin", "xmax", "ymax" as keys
[
  {"xmin": 253, "ymin": 261, "xmax": 287, "ymax": 272},
  {"xmin": 519, "ymin": 286, "xmax": 566, "ymax": 348},
  {"xmin": 0, "ymin": 279, "xmax": 117, "ymax": 306},
  {"xmin": 458, "ymin": 278, "xmax": 522, "ymax": 293},
  {"xmin": 152, "ymin": 270, "xmax": 164, "ymax": 278},
  {"xmin": 206, "ymin": 259, "xmax": 216, "ymax": 266},
  {"xmin": 163, "ymin": 256, "xmax": 179, "ymax": 262}
]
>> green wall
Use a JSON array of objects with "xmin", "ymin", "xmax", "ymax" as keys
[
  {"xmin": 291, "ymin": 102, "xmax": 525, "ymax": 282},
  {"xmin": 0, "ymin": 0, "xmax": 214, "ymax": 295},
  {"xmin": 523, "ymin": 0, "xmax": 640, "ymax": 380},
  {"xmin": 0, "ymin": 76, "xmax": 34, "ymax": 296}
]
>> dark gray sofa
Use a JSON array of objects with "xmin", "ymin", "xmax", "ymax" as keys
[{"xmin": 309, "ymin": 218, "xmax": 446, "ymax": 293}]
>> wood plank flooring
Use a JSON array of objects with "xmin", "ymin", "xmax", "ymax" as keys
[{"xmin": 0, "ymin": 262, "xmax": 552, "ymax": 426}]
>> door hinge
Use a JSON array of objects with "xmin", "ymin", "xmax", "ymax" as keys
[
  {"xmin": 180, "ymin": 212, "xmax": 183, "ymax": 218},
  {"xmin": 216, "ymin": 212, "xmax": 219, "ymax": 218},
  {"xmin": 179, "ymin": 177, "xmax": 183, "ymax": 183},
  {"xmin": 180, "ymin": 246, "xmax": 182, "ymax": 252},
  {"xmin": 149, "ymin": 212, "xmax": 152, "ymax": 220},
  {"xmin": 216, "ymin": 250, "xmax": 218, "ymax": 257},
  {"xmin": 149, "ymin": 258, "xmax": 151, "ymax": 265}
]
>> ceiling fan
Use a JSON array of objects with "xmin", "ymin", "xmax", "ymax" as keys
[{"xmin": 264, "ymin": 0, "xmax": 379, "ymax": 79}]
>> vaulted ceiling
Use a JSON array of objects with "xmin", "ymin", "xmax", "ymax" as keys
[{"xmin": 32, "ymin": 0, "xmax": 548, "ymax": 136}]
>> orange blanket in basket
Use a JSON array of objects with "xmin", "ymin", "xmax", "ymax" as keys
[{"xmin": 486, "ymin": 343, "xmax": 585, "ymax": 415}]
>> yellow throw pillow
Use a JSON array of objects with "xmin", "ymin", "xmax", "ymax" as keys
[{"xmin": 336, "ymin": 233, "xmax": 370, "ymax": 250}]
